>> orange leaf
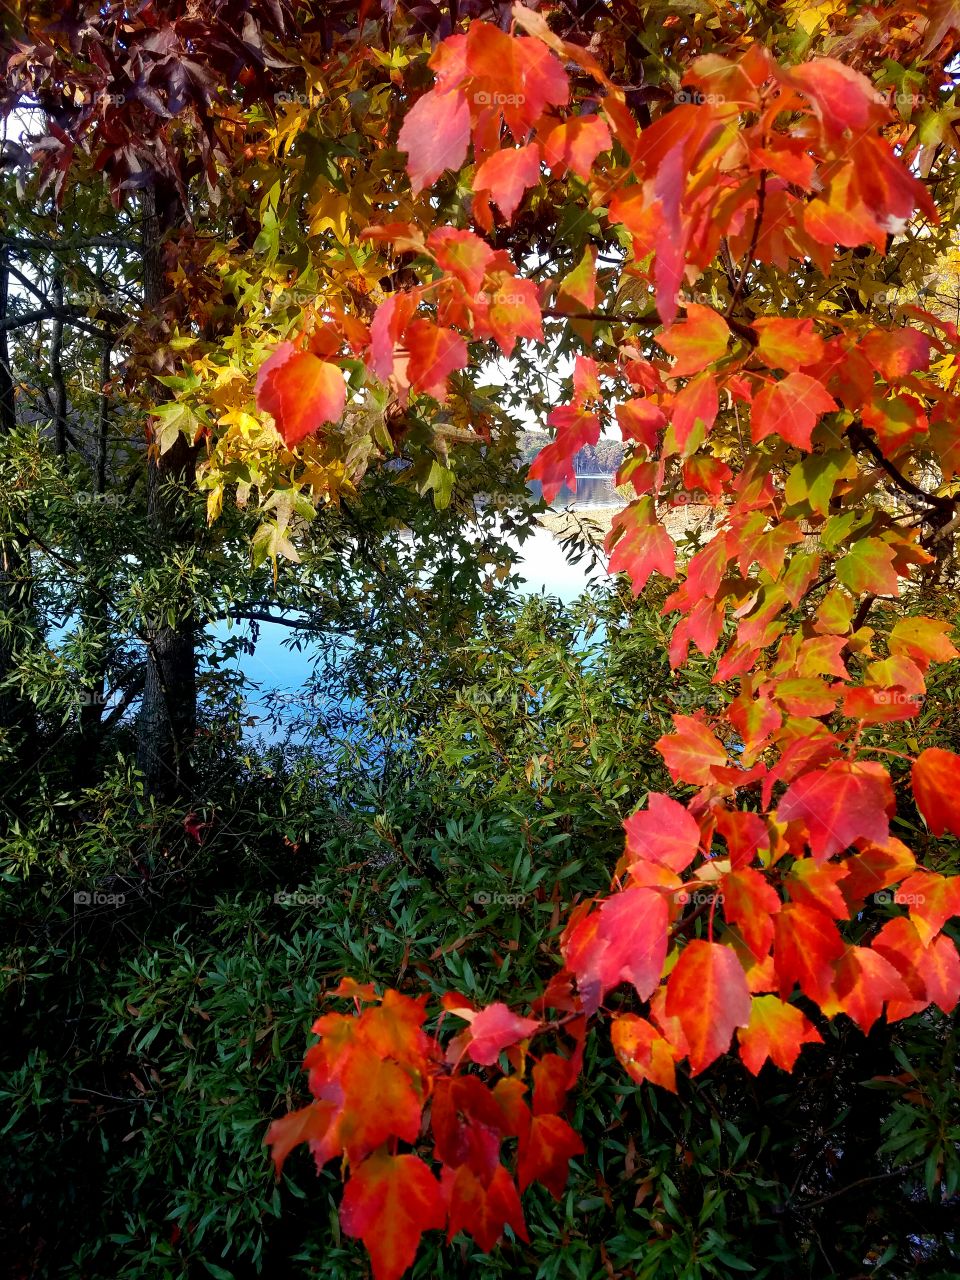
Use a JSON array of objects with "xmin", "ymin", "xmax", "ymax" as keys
[
  {"xmin": 444, "ymin": 1162, "xmax": 528, "ymax": 1252},
  {"xmin": 773, "ymin": 902, "xmax": 844, "ymax": 1004},
  {"xmin": 665, "ymin": 940, "xmax": 751, "ymax": 1074},
  {"xmin": 542, "ymin": 114, "xmax": 612, "ymax": 180},
  {"xmin": 751, "ymin": 373, "xmax": 837, "ymax": 450},
  {"xmin": 611, "ymin": 1014, "xmax": 679, "ymax": 1092},
  {"xmin": 255, "ymin": 343, "xmax": 346, "ymax": 447},
  {"xmin": 737, "ymin": 994, "xmax": 822, "ymax": 1074},
  {"xmin": 405, "ymin": 319, "xmax": 468, "ymax": 398},
  {"xmin": 722, "ymin": 867, "xmax": 781, "ymax": 960},
  {"xmin": 655, "ymin": 713, "xmax": 727, "ymax": 786},
  {"xmin": 776, "ymin": 760, "xmax": 894, "ymax": 859},
  {"xmin": 659, "ymin": 305, "xmax": 731, "ymax": 377},
  {"xmin": 623, "ymin": 792, "xmax": 701, "ymax": 873},
  {"xmin": 517, "ymin": 1112, "xmax": 583, "ymax": 1197},
  {"xmin": 912, "ymin": 748, "xmax": 960, "ymax": 839},
  {"xmin": 474, "ymin": 144, "xmax": 541, "ymax": 221},
  {"xmin": 340, "ymin": 1150, "xmax": 446, "ymax": 1280}
]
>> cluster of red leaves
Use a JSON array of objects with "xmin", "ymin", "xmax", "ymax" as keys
[
  {"xmin": 267, "ymin": 982, "xmax": 584, "ymax": 1280},
  {"xmin": 265, "ymin": 11, "xmax": 960, "ymax": 1278}
]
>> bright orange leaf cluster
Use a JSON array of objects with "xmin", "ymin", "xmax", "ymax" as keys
[{"xmin": 266, "ymin": 10, "xmax": 960, "ymax": 1278}]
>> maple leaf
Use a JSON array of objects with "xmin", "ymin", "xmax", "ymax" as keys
[
  {"xmin": 787, "ymin": 59, "xmax": 887, "ymax": 137},
  {"xmin": 776, "ymin": 760, "xmax": 894, "ymax": 859},
  {"xmin": 659, "ymin": 305, "xmax": 731, "ymax": 377},
  {"xmin": 722, "ymin": 867, "xmax": 781, "ymax": 960},
  {"xmin": 466, "ymin": 22, "xmax": 569, "ymax": 139},
  {"xmin": 265, "ymin": 1100, "xmax": 338, "ymax": 1176},
  {"xmin": 862, "ymin": 327, "xmax": 930, "ymax": 381},
  {"xmin": 398, "ymin": 89, "xmax": 470, "ymax": 195},
  {"xmin": 784, "ymin": 858, "xmax": 850, "ymax": 919},
  {"xmin": 562, "ymin": 886, "xmax": 669, "ymax": 1011},
  {"xmin": 668, "ymin": 371, "xmax": 720, "ymax": 453},
  {"xmin": 456, "ymin": 1002, "xmax": 540, "ymax": 1066},
  {"xmin": 605, "ymin": 499, "xmax": 676, "ymax": 593},
  {"xmin": 836, "ymin": 536, "xmax": 900, "ymax": 597},
  {"xmin": 340, "ymin": 1150, "xmax": 446, "ymax": 1280},
  {"xmin": 737, "ymin": 995, "xmax": 822, "ymax": 1074},
  {"xmin": 773, "ymin": 903, "xmax": 845, "ymax": 1004},
  {"xmin": 753, "ymin": 317, "xmax": 824, "ymax": 372},
  {"xmin": 715, "ymin": 809, "xmax": 772, "ymax": 869},
  {"xmin": 655, "ymin": 713, "xmax": 727, "ymax": 785},
  {"xmin": 528, "ymin": 403, "xmax": 600, "ymax": 503},
  {"xmin": 665, "ymin": 940, "xmax": 751, "ymax": 1075},
  {"xmin": 751, "ymin": 373, "xmax": 837, "ymax": 450},
  {"xmin": 432, "ymin": 1075, "xmax": 504, "ymax": 1179},
  {"xmin": 405, "ymin": 320, "xmax": 468, "ymax": 398},
  {"xmin": 912, "ymin": 748, "xmax": 960, "ymax": 839},
  {"xmin": 428, "ymin": 226, "xmax": 495, "ymax": 295},
  {"xmin": 557, "ymin": 246, "xmax": 597, "ymax": 310},
  {"xmin": 824, "ymin": 946, "xmax": 912, "ymax": 1033},
  {"xmin": 473, "ymin": 144, "xmax": 541, "ymax": 221},
  {"xmin": 615, "ymin": 398, "xmax": 666, "ymax": 453},
  {"xmin": 542, "ymin": 115, "xmax": 612, "ymax": 180},
  {"xmin": 896, "ymin": 870, "xmax": 960, "ymax": 946},
  {"xmin": 623, "ymin": 793, "xmax": 701, "ymax": 873},
  {"xmin": 611, "ymin": 1014, "xmax": 679, "ymax": 1092},
  {"xmin": 889, "ymin": 618, "xmax": 959, "ymax": 669},
  {"xmin": 444, "ymin": 1163, "xmax": 528, "ymax": 1252},
  {"xmin": 517, "ymin": 1112, "xmax": 584, "ymax": 1197},
  {"xmin": 255, "ymin": 343, "xmax": 346, "ymax": 447},
  {"xmin": 482, "ymin": 272, "xmax": 543, "ymax": 355}
]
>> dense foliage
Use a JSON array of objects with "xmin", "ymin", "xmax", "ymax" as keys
[{"xmin": 2, "ymin": 1, "xmax": 960, "ymax": 1278}]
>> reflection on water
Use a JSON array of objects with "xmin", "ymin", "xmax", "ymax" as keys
[{"xmin": 527, "ymin": 474, "xmax": 624, "ymax": 508}]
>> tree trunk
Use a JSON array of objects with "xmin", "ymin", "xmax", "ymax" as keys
[{"xmin": 134, "ymin": 182, "xmax": 198, "ymax": 804}]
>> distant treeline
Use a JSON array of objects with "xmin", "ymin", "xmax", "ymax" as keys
[{"xmin": 519, "ymin": 430, "xmax": 624, "ymax": 475}]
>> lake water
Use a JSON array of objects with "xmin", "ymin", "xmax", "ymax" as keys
[{"xmin": 527, "ymin": 474, "xmax": 621, "ymax": 508}]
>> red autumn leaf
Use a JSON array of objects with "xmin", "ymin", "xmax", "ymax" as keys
[
  {"xmin": 776, "ymin": 760, "xmax": 894, "ymax": 859},
  {"xmin": 668, "ymin": 371, "xmax": 719, "ymax": 453},
  {"xmin": 444, "ymin": 1162, "xmax": 528, "ymax": 1252},
  {"xmin": 398, "ymin": 88, "xmax": 470, "ymax": 194},
  {"xmin": 517, "ymin": 1112, "xmax": 584, "ymax": 1197},
  {"xmin": 459, "ymin": 1002, "xmax": 541, "ymax": 1066},
  {"xmin": 557, "ymin": 246, "xmax": 597, "ymax": 310},
  {"xmin": 751, "ymin": 373, "xmax": 837, "ymax": 450},
  {"xmin": 896, "ymin": 869, "xmax": 960, "ymax": 945},
  {"xmin": 655, "ymin": 713, "xmax": 727, "ymax": 785},
  {"xmin": 531, "ymin": 1052, "xmax": 576, "ymax": 1115},
  {"xmin": 615, "ymin": 397, "xmax": 666, "ymax": 453},
  {"xmin": 737, "ymin": 994, "xmax": 822, "ymax": 1074},
  {"xmin": 605, "ymin": 499, "xmax": 676, "ymax": 593},
  {"xmin": 665, "ymin": 940, "xmax": 751, "ymax": 1075},
  {"xmin": 825, "ymin": 945, "xmax": 912, "ymax": 1033},
  {"xmin": 255, "ymin": 343, "xmax": 347, "ymax": 447},
  {"xmin": 466, "ymin": 22, "xmax": 569, "ymax": 140},
  {"xmin": 473, "ymin": 144, "xmax": 541, "ymax": 221},
  {"xmin": 528, "ymin": 402, "xmax": 600, "ymax": 503},
  {"xmin": 912, "ymin": 748, "xmax": 960, "ymax": 839},
  {"xmin": 722, "ymin": 867, "xmax": 781, "ymax": 960},
  {"xmin": 715, "ymin": 808, "xmax": 772, "ymax": 869},
  {"xmin": 432, "ymin": 1075, "xmax": 505, "ymax": 1179},
  {"xmin": 659, "ymin": 305, "xmax": 731, "ymax": 377},
  {"xmin": 753, "ymin": 317, "xmax": 825, "ymax": 372},
  {"xmin": 481, "ymin": 271, "xmax": 543, "ymax": 355},
  {"xmin": 369, "ymin": 294, "xmax": 417, "ymax": 381},
  {"xmin": 562, "ymin": 886, "xmax": 669, "ymax": 1011},
  {"xmin": 542, "ymin": 114, "xmax": 612, "ymax": 180},
  {"xmin": 428, "ymin": 226, "xmax": 495, "ymax": 295},
  {"xmin": 340, "ymin": 1150, "xmax": 446, "ymax": 1280},
  {"xmin": 623, "ymin": 792, "xmax": 701, "ymax": 873},
  {"xmin": 405, "ymin": 319, "xmax": 468, "ymax": 398},
  {"xmin": 772, "ymin": 903, "xmax": 845, "ymax": 1004},
  {"xmin": 838, "ymin": 839, "xmax": 916, "ymax": 910},
  {"xmin": 862, "ymin": 327, "xmax": 930, "ymax": 381},
  {"xmin": 265, "ymin": 1099, "xmax": 338, "ymax": 1176},
  {"xmin": 784, "ymin": 858, "xmax": 850, "ymax": 919},
  {"xmin": 331, "ymin": 1050, "xmax": 426, "ymax": 1163},
  {"xmin": 787, "ymin": 58, "xmax": 886, "ymax": 136},
  {"xmin": 611, "ymin": 1013, "xmax": 679, "ymax": 1092},
  {"xmin": 861, "ymin": 393, "xmax": 928, "ymax": 456}
]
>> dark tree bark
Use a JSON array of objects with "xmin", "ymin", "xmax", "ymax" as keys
[{"xmin": 134, "ymin": 181, "xmax": 198, "ymax": 804}]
